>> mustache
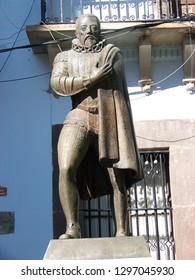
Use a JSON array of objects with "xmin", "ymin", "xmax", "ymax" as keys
[{"xmin": 84, "ymin": 35, "xmax": 96, "ymax": 41}]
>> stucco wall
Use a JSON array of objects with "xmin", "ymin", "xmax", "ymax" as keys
[{"xmin": 135, "ymin": 119, "xmax": 195, "ymax": 259}]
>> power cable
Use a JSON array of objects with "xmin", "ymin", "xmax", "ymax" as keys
[
  {"xmin": 0, "ymin": 4, "xmax": 21, "ymax": 30},
  {"xmin": 0, "ymin": 17, "xmax": 195, "ymax": 83},
  {"xmin": 0, "ymin": 36, "xmax": 74, "ymax": 53},
  {"xmin": 151, "ymin": 46, "xmax": 195, "ymax": 87},
  {"xmin": 0, "ymin": 29, "xmax": 25, "ymax": 41},
  {"xmin": 0, "ymin": 72, "xmax": 50, "ymax": 83},
  {"xmin": 1, "ymin": 33, "xmax": 194, "ymax": 83},
  {"xmin": 0, "ymin": 37, "xmax": 29, "ymax": 48},
  {"xmin": 41, "ymin": 21, "xmax": 62, "ymax": 52},
  {"xmin": 1, "ymin": 17, "xmax": 194, "ymax": 54},
  {"xmin": 0, "ymin": 0, "xmax": 36, "ymax": 73},
  {"xmin": 136, "ymin": 133, "xmax": 195, "ymax": 143}
]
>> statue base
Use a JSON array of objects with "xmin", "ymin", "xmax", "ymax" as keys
[{"xmin": 43, "ymin": 236, "xmax": 151, "ymax": 260}]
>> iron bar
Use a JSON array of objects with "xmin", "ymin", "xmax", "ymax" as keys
[
  {"xmin": 136, "ymin": 0, "xmax": 139, "ymax": 20},
  {"xmin": 127, "ymin": 206, "xmax": 172, "ymax": 211},
  {"xmin": 90, "ymin": 0, "xmax": 93, "ymax": 14},
  {"xmin": 78, "ymin": 151, "xmax": 174, "ymax": 259},
  {"xmin": 166, "ymin": 0, "xmax": 169, "ymax": 19},
  {"xmin": 50, "ymin": 0, "xmax": 53, "ymax": 21},
  {"xmin": 128, "ymin": 211, "xmax": 171, "ymax": 217},
  {"xmin": 186, "ymin": 0, "xmax": 189, "ymax": 15},
  {"xmin": 42, "ymin": 0, "xmax": 192, "ymax": 23},
  {"xmin": 98, "ymin": 197, "xmax": 102, "ymax": 236},
  {"xmin": 150, "ymin": 153, "xmax": 160, "ymax": 260},
  {"xmin": 133, "ymin": 183, "xmax": 140, "ymax": 235},
  {"xmin": 118, "ymin": 0, "xmax": 121, "ymax": 20},
  {"xmin": 159, "ymin": 153, "xmax": 171, "ymax": 259},
  {"xmin": 143, "ymin": 177, "xmax": 150, "ymax": 241},
  {"xmin": 159, "ymin": 0, "xmax": 163, "ymax": 18},
  {"xmin": 99, "ymin": 0, "xmax": 103, "ymax": 21},
  {"xmin": 70, "ymin": 0, "xmax": 74, "ymax": 22},
  {"xmin": 80, "ymin": 208, "xmax": 112, "ymax": 212},
  {"xmin": 126, "ymin": 0, "xmax": 130, "ymax": 20},
  {"xmin": 108, "ymin": 0, "xmax": 112, "ymax": 20},
  {"xmin": 60, "ymin": 0, "xmax": 63, "ymax": 22},
  {"xmin": 175, "ymin": 0, "xmax": 180, "ymax": 18},
  {"xmin": 80, "ymin": 0, "xmax": 83, "ymax": 15},
  {"xmin": 83, "ymin": 213, "xmax": 112, "ymax": 218},
  {"xmin": 41, "ymin": 0, "xmax": 46, "ymax": 22},
  {"xmin": 88, "ymin": 200, "xmax": 92, "ymax": 237},
  {"xmin": 107, "ymin": 196, "xmax": 112, "ymax": 236}
]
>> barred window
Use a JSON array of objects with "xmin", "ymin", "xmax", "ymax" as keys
[{"xmin": 79, "ymin": 151, "xmax": 175, "ymax": 260}]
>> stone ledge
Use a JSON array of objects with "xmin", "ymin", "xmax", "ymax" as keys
[
  {"xmin": 43, "ymin": 236, "xmax": 151, "ymax": 260},
  {"xmin": 26, "ymin": 22, "xmax": 194, "ymax": 53}
]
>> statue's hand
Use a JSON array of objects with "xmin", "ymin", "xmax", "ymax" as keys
[{"xmin": 90, "ymin": 62, "xmax": 112, "ymax": 85}]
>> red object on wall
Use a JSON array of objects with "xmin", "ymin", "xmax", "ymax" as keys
[{"xmin": 0, "ymin": 186, "xmax": 7, "ymax": 196}]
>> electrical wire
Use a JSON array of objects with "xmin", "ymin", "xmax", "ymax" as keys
[
  {"xmin": 0, "ymin": 4, "xmax": 21, "ymax": 30},
  {"xmin": 0, "ymin": 29, "xmax": 26, "ymax": 41},
  {"xmin": 41, "ymin": 21, "xmax": 62, "ymax": 52},
  {"xmin": 0, "ymin": 0, "xmax": 36, "ymax": 73},
  {"xmin": 130, "ymin": 23, "xmax": 195, "ymax": 100},
  {"xmin": 1, "ymin": 17, "xmax": 194, "ymax": 54},
  {"xmin": 0, "ymin": 16, "xmax": 195, "ymax": 83},
  {"xmin": 0, "ymin": 21, "xmax": 163, "ymax": 53},
  {"xmin": 136, "ymin": 133, "xmax": 195, "ymax": 143},
  {"xmin": 0, "ymin": 72, "xmax": 50, "ymax": 83},
  {"xmin": 130, "ymin": 46, "xmax": 195, "ymax": 100},
  {"xmin": 1, "ymin": 29, "xmax": 194, "ymax": 84},
  {"xmin": 151, "ymin": 46, "xmax": 195, "ymax": 87},
  {"xmin": 0, "ymin": 36, "xmax": 74, "ymax": 53},
  {"xmin": 0, "ymin": 37, "xmax": 31, "ymax": 49},
  {"xmin": 40, "ymin": 21, "xmax": 73, "ymax": 38}
]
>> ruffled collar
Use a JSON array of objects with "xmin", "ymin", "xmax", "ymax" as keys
[{"xmin": 72, "ymin": 38, "xmax": 106, "ymax": 53}]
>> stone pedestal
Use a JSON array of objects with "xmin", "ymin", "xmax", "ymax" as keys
[{"xmin": 43, "ymin": 236, "xmax": 151, "ymax": 260}]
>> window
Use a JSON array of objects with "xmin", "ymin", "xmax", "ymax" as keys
[{"xmin": 80, "ymin": 151, "xmax": 175, "ymax": 260}]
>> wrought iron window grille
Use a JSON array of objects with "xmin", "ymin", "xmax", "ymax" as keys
[{"xmin": 80, "ymin": 151, "xmax": 175, "ymax": 260}]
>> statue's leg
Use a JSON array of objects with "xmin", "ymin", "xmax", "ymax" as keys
[
  {"xmin": 108, "ymin": 168, "xmax": 127, "ymax": 237},
  {"xmin": 57, "ymin": 124, "xmax": 92, "ymax": 239}
]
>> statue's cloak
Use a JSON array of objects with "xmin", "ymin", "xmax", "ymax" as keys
[{"xmin": 75, "ymin": 44, "xmax": 143, "ymax": 199}]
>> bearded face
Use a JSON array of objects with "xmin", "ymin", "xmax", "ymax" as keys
[{"xmin": 75, "ymin": 15, "xmax": 100, "ymax": 47}]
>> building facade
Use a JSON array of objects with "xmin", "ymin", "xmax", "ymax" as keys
[{"xmin": 0, "ymin": 0, "xmax": 195, "ymax": 259}]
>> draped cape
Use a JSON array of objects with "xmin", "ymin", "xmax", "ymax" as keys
[{"xmin": 75, "ymin": 44, "xmax": 143, "ymax": 199}]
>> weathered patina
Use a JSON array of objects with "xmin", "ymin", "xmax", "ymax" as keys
[{"xmin": 50, "ymin": 14, "xmax": 143, "ymax": 239}]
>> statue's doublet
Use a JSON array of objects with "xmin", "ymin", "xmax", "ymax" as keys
[
  {"xmin": 51, "ymin": 43, "xmax": 144, "ymax": 199},
  {"xmin": 68, "ymin": 50, "xmax": 99, "ymax": 109},
  {"xmin": 64, "ymin": 49, "xmax": 101, "ymax": 134},
  {"xmin": 68, "ymin": 49, "xmax": 100, "ymax": 77}
]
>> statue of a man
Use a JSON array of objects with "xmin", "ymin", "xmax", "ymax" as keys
[{"xmin": 50, "ymin": 14, "xmax": 143, "ymax": 239}]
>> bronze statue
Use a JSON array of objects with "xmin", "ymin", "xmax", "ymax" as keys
[{"xmin": 50, "ymin": 14, "xmax": 143, "ymax": 239}]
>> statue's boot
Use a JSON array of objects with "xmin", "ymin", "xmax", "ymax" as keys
[
  {"xmin": 59, "ymin": 223, "xmax": 81, "ymax": 239},
  {"xmin": 115, "ymin": 230, "xmax": 126, "ymax": 237}
]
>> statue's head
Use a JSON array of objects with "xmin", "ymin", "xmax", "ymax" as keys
[{"xmin": 75, "ymin": 14, "xmax": 101, "ymax": 47}]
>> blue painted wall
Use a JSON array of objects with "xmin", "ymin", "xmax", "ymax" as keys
[{"xmin": 0, "ymin": 0, "xmax": 70, "ymax": 259}]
